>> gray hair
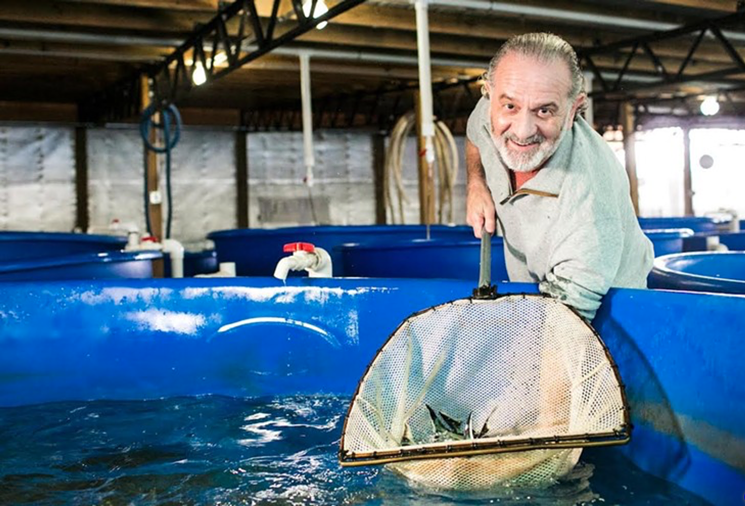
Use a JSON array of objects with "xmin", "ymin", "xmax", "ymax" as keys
[{"xmin": 483, "ymin": 33, "xmax": 586, "ymax": 115}]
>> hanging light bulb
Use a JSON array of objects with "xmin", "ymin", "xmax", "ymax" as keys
[
  {"xmin": 302, "ymin": 0, "xmax": 329, "ymax": 29},
  {"xmin": 700, "ymin": 96, "xmax": 720, "ymax": 116},
  {"xmin": 192, "ymin": 61, "xmax": 207, "ymax": 86}
]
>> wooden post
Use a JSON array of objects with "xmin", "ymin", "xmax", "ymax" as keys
[
  {"xmin": 236, "ymin": 129, "xmax": 249, "ymax": 228},
  {"xmin": 682, "ymin": 125, "xmax": 694, "ymax": 216},
  {"xmin": 372, "ymin": 132, "xmax": 386, "ymax": 224},
  {"xmin": 74, "ymin": 125, "xmax": 89, "ymax": 232},
  {"xmin": 415, "ymin": 91, "xmax": 435, "ymax": 225},
  {"xmin": 140, "ymin": 75, "xmax": 164, "ymax": 277},
  {"xmin": 620, "ymin": 102, "xmax": 640, "ymax": 216}
]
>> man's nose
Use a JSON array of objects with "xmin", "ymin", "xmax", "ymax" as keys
[{"xmin": 511, "ymin": 110, "xmax": 537, "ymax": 140}]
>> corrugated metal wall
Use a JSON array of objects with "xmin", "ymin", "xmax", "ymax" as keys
[
  {"xmin": 88, "ymin": 128, "xmax": 237, "ymax": 244},
  {"xmin": 0, "ymin": 126, "xmax": 467, "ymax": 241},
  {"xmin": 0, "ymin": 126, "xmax": 76, "ymax": 231},
  {"xmin": 87, "ymin": 128, "xmax": 144, "ymax": 235},
  {"xmin": 248, "ymin": 131, "xmax": 376, "ymax": 227}
]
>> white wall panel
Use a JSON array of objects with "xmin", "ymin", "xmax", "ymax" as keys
[
  {"xmin": 88, "ymin": 127, "xmax": 236, "ymax": 245},
  {"xmin": 88, "ymin": 128, "xmax": 144, "ymax": 233},
  {"xmin": 247, "ymin": 131, "xmax": 376, "ymax": 227},
  {"xmin": 0, "ymin": 126, "xmax": 75, "ymax": 231},
  {"xmin": 0, "ymin": 125, "xmax": 467, "ymax": 237},
  {"xmin": 169, "ymin": 130, "xmax": 236, "ymax": 242}
]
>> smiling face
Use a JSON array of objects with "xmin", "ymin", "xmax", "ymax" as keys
[{"xmin": 488, "ymin": 52, "xmax": 583, "ymax": 173}]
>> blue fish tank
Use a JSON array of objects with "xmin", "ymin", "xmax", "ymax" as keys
[{"xmin": 0, "ymin": 273, "xmax": 742, "ymax": 504}]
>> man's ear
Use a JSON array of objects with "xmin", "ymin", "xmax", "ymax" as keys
[
  {"xmin": 571, "ymin": 92, "xmax": 587, "ymax": 120},
  {"xmin": 480, "ymin": 71, "xmax": 491, "ymax": 99}
]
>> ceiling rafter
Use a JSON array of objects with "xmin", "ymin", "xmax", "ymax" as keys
[
  {"xmin": 79, "ymin": 0, "xmax": 367, "ymax": 122},
  {"xmin": 581, "ymin": 9, "xmax": 745, "ymax": 100}
]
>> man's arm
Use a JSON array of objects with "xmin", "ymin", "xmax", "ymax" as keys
[
  {"xmin": 465, "ymin": 138, "xmax": 497, "ymax": 238},
  {"xmin": 539, "ymin": 217, "xmax": 624, "ymax": 322}
]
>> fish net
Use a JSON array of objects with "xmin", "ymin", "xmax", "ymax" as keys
[{"xmin": 339, "ymin": 294, "xmax": 630, "ymax": 491}]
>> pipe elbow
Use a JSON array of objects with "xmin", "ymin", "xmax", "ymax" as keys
[
  {"xmin": 162, "ymin": 238, "xmax": 185, "ymax": 278},
  {"xmin": 162, "ymin": 238, "xmax": 185, "ymax": 258},
  {"xmin": 274, "ymin": 256, "xmax": 299, "ymax": 282}
]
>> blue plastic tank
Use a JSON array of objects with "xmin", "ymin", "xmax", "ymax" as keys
[
  {"xmin": 643, "ymin": 228, "xmax": 694, "ymax": 257},
  {"xmin": 0, "ymin": 278, "xmax": 743, "ymax": 504},
  {"xmin": 649, "ymin": 251, "xmax": 745, "ymax": 294},
  {"xmin": 0, "ymin": 250, "xmax": 162, "ymax": 281},
  {"xmin": 0, "ymin": 231, "xmax": 126, "ymax": 262},
  {"xmin": 338, "ymin": 237, "xmax": 509, "ymax": 281},
  {"xmin": 164, "ymin": 249, "xmax": 219, "ymax": 277},
  {"xmin": 208, "ymin": 225, "xmax": 474, "ymax": 276},
  {"xmin": 639, "ymin": 217, "xmax": 733, "ymax": 253},
  {"xmin": 638, "ymin": 216, "xmax": 727, "ymax": 235},
  {"xmin": 719, "ymin": 232, "xmax": 745, "ymax": 251}
]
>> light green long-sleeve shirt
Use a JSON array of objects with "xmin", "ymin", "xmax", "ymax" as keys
[{"xmin": 467, "ymin": 97, "xmax": 653, "ymax": 320}]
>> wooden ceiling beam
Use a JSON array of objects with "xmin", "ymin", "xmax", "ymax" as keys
[
  {"xmin": 0, "ymin": 101, "xmax": 77, "ymax": 122},
  {"xmin": 0, "ymin": 40, "xmax": 169, "ymax": 62},
  {"xmin": 0, "ymin": 0, "xmax": 209, "ymax": 33},
  {"xmin": 58, "ymin": 0, "xmax": 219, "ymax": 11},
  {"xmin": 637, "ymin": 0, "xmax": 739, "ymax": 12}
]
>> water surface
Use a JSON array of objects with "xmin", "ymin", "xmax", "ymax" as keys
[{"xmin": 0, "ymin": 395, "xmax": 710, "ymax": 505}]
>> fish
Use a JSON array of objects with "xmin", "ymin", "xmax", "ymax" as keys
[
  {"xmin": 399, "ymin": 404, "xmax": 496, "ymax": 446},
  {"xmin": 425, "ymin": 404, "xmax": 479, "ymax": 442}
]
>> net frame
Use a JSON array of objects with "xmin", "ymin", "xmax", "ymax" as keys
[{"xmin": 338, "ymin": 293, "xmax": 631, "ymax": 467}]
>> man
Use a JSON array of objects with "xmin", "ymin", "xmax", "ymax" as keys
[{"xmin": 466, "ymin": 32, "xmax": 653, "ymax": 321}]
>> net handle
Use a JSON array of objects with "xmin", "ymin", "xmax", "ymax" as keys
[{"xmin": 473, "ymin": 228, "xmax": 497, "ymax": 299}]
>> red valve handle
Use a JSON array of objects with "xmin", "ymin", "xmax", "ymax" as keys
[{"xmin": 283, "ymin": 242, "xmax": 315, "ymax": 253}]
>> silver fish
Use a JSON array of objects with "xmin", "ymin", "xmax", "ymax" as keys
[{"xmin": 426, "ymin": 404, "xmax": 479, "ymax": 442}]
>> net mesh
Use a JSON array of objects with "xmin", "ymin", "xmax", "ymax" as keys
[{"xmin": 339, "ymin": 294, "xmax": 629, "ymax": 491}]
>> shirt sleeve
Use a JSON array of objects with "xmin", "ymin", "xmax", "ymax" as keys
[
  {"xmin": 538, "ymin": 171, "xmax": 625, "ymax": 322},
  {"xmin": 466, "ymin": 97, "xmax": 490, "ymax": 145}
]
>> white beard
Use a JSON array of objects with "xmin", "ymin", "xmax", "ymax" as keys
[{"xmin": 491, "ymin": 116, "xmax": 572, "ymax": 173}]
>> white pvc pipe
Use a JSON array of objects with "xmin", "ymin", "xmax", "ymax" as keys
[
  {"xmin": 162, "ymin": 238, "xmax": 185, "ymax": 278},
  {"xmin": 299, "ymin": 52, "xmax": 315, "ymax": 187},
  {"xmin": 414, "ymin": 0, "xmax": 436, "ymax": 164},
  {"xmin": 425, "ymin": 0, "xmax": 678, "ymax": 32}
]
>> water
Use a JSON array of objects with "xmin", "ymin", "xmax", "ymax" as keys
[{"xmin": 0, "ymin": 395, "xmax": 710, "ymax": 506}]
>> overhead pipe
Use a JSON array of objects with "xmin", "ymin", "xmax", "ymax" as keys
[
  {"xmin": 0, "ymin": 27, "xmax": 184, "ymax": 47},
  {"xmin": 0, "ymin": 24, "xmax": 683, "ymax": 85},
  {"xmin": 414, "ymin": 0, "xmax": 436, "ymax": 158},
  {"xmin": 386, "ymin": 0, "xmax": 745, "ymax": 42},
  {"xmin": 423, "ymin": 0, "xmax": 679, "ymax": 32},
  {"xmin": 4, "ymin": 5, "xmax": 745, "ymax": 45}
]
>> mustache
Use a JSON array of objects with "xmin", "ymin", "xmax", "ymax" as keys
[{"xmin": 502, "ymin": 132, "xmax": 546, "ymax": 146}]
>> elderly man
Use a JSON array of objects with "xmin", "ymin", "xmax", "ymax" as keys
[{"xmin": 466, "ymin": 33, "xmax": 653, "ymax": 320}]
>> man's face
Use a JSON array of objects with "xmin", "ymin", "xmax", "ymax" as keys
[{"xmin": 488, "ymin": 52, "xmax": 582, "ymax": 173}]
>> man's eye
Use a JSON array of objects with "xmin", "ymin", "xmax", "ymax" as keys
[
  {"xmin": 538, "ymin": 108, "xmax": 552, "ymax": 116},
  {"xmin": 504, "ymin": 104, "xmax": 515, "ymax": 111}
]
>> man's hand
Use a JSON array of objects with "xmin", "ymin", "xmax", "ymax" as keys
[
  {"xmin": 465, "ymin": 139, "xmax": 496, "ymax": 238},
  {"xmin": 467, "ymin": 181, "xmax": 496, "ymax": 238}
]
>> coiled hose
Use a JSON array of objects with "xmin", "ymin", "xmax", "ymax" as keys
[
  {"xmin": 384, "ymin": 111, "xmax": 459, "ymax": 224},
  {"xmin": 140, "ymin": 103, "xmax": 182, "ymax": 239}
]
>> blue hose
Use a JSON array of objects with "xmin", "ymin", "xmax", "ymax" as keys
[{"xmin": 140, "ymin": 104, "xmax": 182, "ymax": 239}]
